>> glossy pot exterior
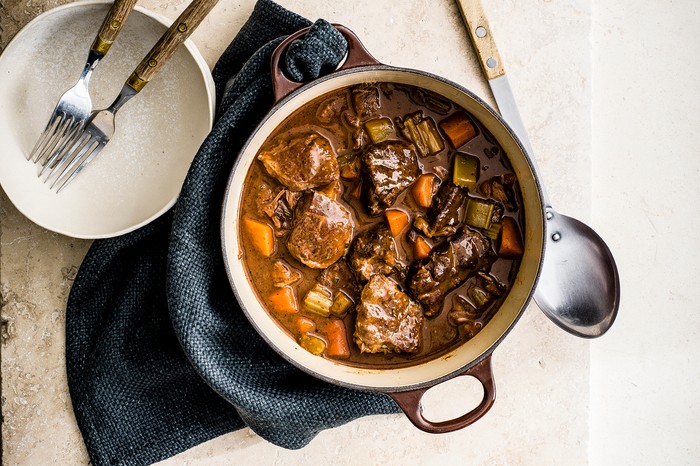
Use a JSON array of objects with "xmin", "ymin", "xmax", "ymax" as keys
[{"xmin": 221, "ymin": 26, "xmax": 546, "ymax": 432}]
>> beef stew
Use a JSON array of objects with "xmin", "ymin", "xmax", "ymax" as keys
[{"xmin": 238, "ymin": 82, "xmax": 525, "ymax": 368}]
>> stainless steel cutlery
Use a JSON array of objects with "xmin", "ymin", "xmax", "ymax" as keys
[
  {"xmin": 29, "ymin": 0, "xmax": 138, "ymax": 168},
  {"xmin": 31, "ymin": 0, "xmax": 219, "ymax": 191}
]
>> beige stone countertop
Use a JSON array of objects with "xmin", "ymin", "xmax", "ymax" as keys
[{"xmin": 1, "ymin": 0, "xmax": 699, "ymax": 464}]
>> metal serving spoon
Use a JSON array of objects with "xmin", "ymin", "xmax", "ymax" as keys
[{"xmin": 457, "ymin": 0, "xmax": 620, "ymax": 337}]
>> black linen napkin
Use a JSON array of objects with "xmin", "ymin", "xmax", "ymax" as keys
[{"xmin": 65, "ymin": 2, "xmax": 399, "ymax": 465}]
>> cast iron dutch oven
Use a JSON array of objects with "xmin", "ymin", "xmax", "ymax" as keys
[{"xmin": 221, "ymin": 25, "xmax": 546, "ymax": 433}]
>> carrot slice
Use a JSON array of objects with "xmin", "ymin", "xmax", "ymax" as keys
[
  {"xmin": 326, "ymin": 319, "xmax": 350, "ymax": 359},
  {"xmin": 268, "ymin": 286, "xmax": 298, "ymax": 314},
  {"xmin": 414, "ymin": 236, "xmax": 432, "ymax": 260},
  {"xmin": 294, "ymin": 316, "xmax": 316, "ymax": 334},
  {"xmin": 242, "ymin": 217, "xmax": 275, "ymax": 257},
  {"xmin": 439, "ymin": 112, "xmax": 477, "ymax": 148},
  {"xmin": 385, "ymin": 209, "xmax": 409, "ymax": 237},
  {"xmin": 412, "ymin": 174, "xmax": 436, "ymax": 208},
  {"xmin": 499, "ymin": 216, "xmax": 524, "ymax": 258}
]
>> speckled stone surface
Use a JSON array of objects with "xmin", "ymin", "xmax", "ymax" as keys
[
  {"xmin": 1, "ymin": 0, "xmax": 594, "ymax": 464},
  {"xmin": 588, "ymin": 1, "xmax": 700, "ymax": 465}
]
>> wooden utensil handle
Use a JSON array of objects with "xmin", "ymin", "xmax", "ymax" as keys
[
  {"xmin": 455, "ymin": 0, "xmax": 505, "ymax": 80},
  {"xmin": 90, "ymin": 0, "xmax": 140, "ymax": 55},
  {"xmin": 126, "ymin": 0, "xmax": 219, "ymax": 92}
]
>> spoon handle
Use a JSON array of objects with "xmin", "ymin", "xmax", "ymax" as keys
[
  {"xmin": 455, "ymin": 0, "xmax": 504, "ymax": 80},
  {"xmin": 455, "ymin": 0, "xmax": 551, "ymax": 208}
]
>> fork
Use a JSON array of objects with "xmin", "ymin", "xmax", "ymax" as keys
[
  {"xmin": 46, "ymin": 0, "xmax": 220, "ymax": 192},
  {"xmin": 29, "ymin": 0, "xmax": 139, "ymax": 166}
]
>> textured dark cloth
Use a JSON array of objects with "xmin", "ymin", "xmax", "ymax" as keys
[
  {"xmin": 65, "ymin": 2, "xmax": 399, "ymax": 465},
  {"xmin": 284, "ymin": 19, "xmax": 349, "ymax": 81}
]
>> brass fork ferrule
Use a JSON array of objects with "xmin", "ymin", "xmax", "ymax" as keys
[
  {"xmin": 126, "ymin": 72, "xmax": 148, "ymax": 92},
  {"xmin": 90, "ymin": 36, "xmax": 113, "ymax": 55}
]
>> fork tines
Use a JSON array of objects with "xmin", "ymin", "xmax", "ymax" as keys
[
  {"xmin": 43, "ymin": 131, "xmax": 104, "ymax": 193},
  {"xmin": 29, "ymin": 111, "xmax": 83, "ymax": 166}
]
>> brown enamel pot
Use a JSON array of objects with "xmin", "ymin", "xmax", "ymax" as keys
[{"xmin": 221, "ymin": 25, "xmax": 546, "ymax": 434}]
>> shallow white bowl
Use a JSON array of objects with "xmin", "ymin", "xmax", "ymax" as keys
[{"xmin": 0, "ymin": 1, "xmax": 215, "ymax": 238}]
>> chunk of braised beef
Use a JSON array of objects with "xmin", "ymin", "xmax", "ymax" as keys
[
  {"xmin": 317, "ymin": 260, "xmax": 361, "ymax": 300},
  {"xmin": 354, "ymin": 274, "xmax": 424, "ymax": 354},
  {"xmin": 348, "ymin": 224, "xmax": 400, "ymax": 282},
  {"xmin": 446, "ymin": 273, "xmax": 505, "ymax": 339},
  {"xmin": 343, "ymin": 110, "xmax": 361, "ymax": 128},
  {"xmin": 447, "ymin": 296, "xmax": 483, "ymax": 340},
  {"xmin": 361, "ymin": 141, "xmax": 420, "ymax": 215},
  {"xmin": 351, "ymin": 84, "xmax": 381, "ymax": 120},
  {"xmin": 414, "ymin": 181, "xmax": 468, "ymax": 238},
  {"xmin": 257, "ymin": 132, "xmax": 339, "ymax": 191},
  {"xmin": 271, "ymin": 260, "xmax": 302, "ymax": 287},
  {"xmin": 287, "ymin": 192, "xmax": 353, "ymax": 269},
  {"xmin": 255, "ymin": 184, "xmax": 301, "ymax": 237},
  {"xmin": 255, "ymin": 182, "xmax": 276, "ymax": 216},
  {"xmin": 316, "ymin": 96, "xmax": 347, "ymax": 124},
  {"xmin": 407, "ymin": 227, "xmax": 495, "ymax": 317},
  {"xmin": 478, "ymin": 173, "xmax": 518, "ymax": 210},
  {"xmin": 448, "ymin": 295, "xmax": 481, "ymax": 325}
]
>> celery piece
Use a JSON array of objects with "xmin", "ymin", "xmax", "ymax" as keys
[
  {"xmin": 483, "ymin": 222, "xmax": 502, "ymax": 240},
  {"xmin": 336, "ymin": 152, "xmax": 356, "ymax": 167},
  {"xmin": 423, "ymin": 92, "xmax": 452, "ymax": 114},
  {"xmin": 302, "ymin": 284, "xmax": 333, "ymax": 317},
  {"xmin": 299, "ymin": 334, "xmax": 326, "ymax": 355},
  {"xmin": 396, "ymin": 112, "xmax": 425, "ymax": 155},
  {"xmin": 408, "ymin": 87, "xmax": 452, "ymax": 114},
  {"xmin": 364, "ymin": 118, "xmax": 394, "ymax": 144},
  {"xmin": 465, "ymin": 198, "xmax": 495, "ymax": 230},
  {"xmin": 395, "ymin": 111, "xmax": 446, "ymax": 156},
  {"xmin": 330, "ymin": 291, "xmax": 354, "ymax": 317},
  {"xmin": 453, "ymin": 153, "xmax": 480, "ymax": 190},
  {"xmin": 469, "ymin": 287, "xmax": 490, "ymax": 309},
  {"xmin": 396, "ymin": 111, "xmax": 443, "ymax": 157},
  {"xmin": 417, "ymin": 119, "xmax": 445, "ymax": 155}
]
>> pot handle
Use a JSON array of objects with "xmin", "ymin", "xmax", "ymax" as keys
[
  {"xmin": 270, "ymin": 24, "xmax": 381, "ymax": 103},
  {"xmin": 387, "ymin": 354, "xmax": 496, "ymax": 434}
]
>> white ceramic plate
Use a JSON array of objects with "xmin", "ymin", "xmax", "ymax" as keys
[{"xmin": 0, "ymin": 1, "xmax": 215, "ymax": 238}]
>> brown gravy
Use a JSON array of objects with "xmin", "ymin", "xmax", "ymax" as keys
[{"xmin": 238, "ymin": 82, "xmax": 524, "ymax": 368}]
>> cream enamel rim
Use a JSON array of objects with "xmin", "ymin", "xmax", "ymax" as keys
[
  {"xmin": 222, "ymin": 67, "xmax": 545, "ymax": 391},
  {"xmin": 0, "ymin": 1, "xmax": 215, "ymax": 239}
]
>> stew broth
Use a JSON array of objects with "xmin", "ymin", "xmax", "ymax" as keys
[{"xmin": 238, "ymin": 82, "xmax": 524, "ymax": 368}]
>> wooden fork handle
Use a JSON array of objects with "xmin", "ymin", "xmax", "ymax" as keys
[
  {"xmin": 126, "ymin": 0, "xmax": 219, "ymax": 92},
  {"xmin": 90, "ymin": 0, "xmax": 140, "ymax": 55}
]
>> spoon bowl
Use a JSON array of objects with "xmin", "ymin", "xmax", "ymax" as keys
[{"xmin": 535, "ymin": 211, "xmax": 620, "ymax": 338}]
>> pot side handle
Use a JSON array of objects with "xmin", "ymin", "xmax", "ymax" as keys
[
  {"xmin": 270, "ymin": 24, "xmax": 380, "ymax": 103},
  {"xmin": 387, "ymin": 354, "xmax": 496, "ymax": 434}
]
